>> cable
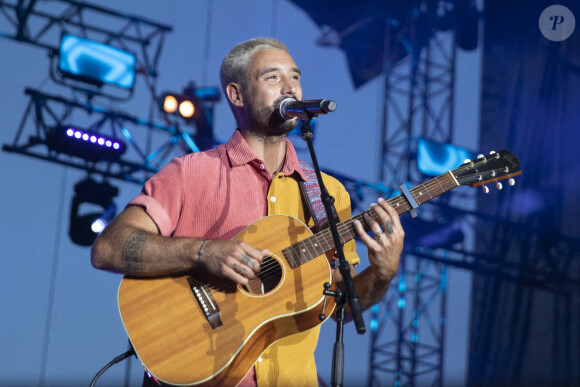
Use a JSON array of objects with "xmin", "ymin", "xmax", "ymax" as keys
[
  {"xmin": 89, "ymin": 347, "xmax": 136, "ymax": 387},
  {"xmin": 38, "ymin": 168, "xmax": 68, "ymax": 386}
]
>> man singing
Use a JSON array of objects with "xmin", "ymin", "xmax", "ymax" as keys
[{"xmin": 91, "ymin": 37, "xmax": 404, "ymax": 386}]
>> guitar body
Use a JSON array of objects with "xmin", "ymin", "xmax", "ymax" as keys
[{"xmin": 118, "ymin": 215, "xmax": 336, "ymax": 386}]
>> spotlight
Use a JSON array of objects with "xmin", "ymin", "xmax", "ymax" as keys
[
  {"xmin": 58, "ymin": 33, "xmax": 136, "ymax": 90},
  {"xmin": 69, "ymin": 178, "xmax": 119, "ymax": 246},
  {"xmin": 178, "ymin": 99, "xmax": 195, "ymax": 118},
  {"xmin": 159, "ymin": 85, "xmax": 220, "ymax": 122},
  {"xmin": 46, "ymin": 125, "xmax": 127, "ymax": 161},
  {"xmin": 159, "ymin": 92, "xmax": 200, "ymax": 121},
  {"xmin": 90, "ymin": 203, "xmax": 117, "ymax": 233},
  {"xmin": 416, "ymin": 137, "xmax": 475, "ymax": 176},
  {"xmin": 159, "ymin": 84, "xmax": 220, "ymax": 151},
  {"xmin": 162, "ymin": 94, "xmax": 178, "ymax": 114}
]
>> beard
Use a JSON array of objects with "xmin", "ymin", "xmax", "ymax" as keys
[{"xmin": 246, "ymin": 96, "xmax": 299, "ymax": 136}]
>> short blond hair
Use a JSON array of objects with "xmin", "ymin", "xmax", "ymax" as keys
[{"xmin": 219, "ymin": 37, "xmax": 288, "ymax": 92}]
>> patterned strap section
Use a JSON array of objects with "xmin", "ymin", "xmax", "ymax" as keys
[{"xmin": 298, "ymin": 159, "xmax": 336, "ymax": 232}]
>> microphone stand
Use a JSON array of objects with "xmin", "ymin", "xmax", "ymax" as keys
[{"xmin": 298, "ymin": 116, "xmax": 366, "ymax": 387}]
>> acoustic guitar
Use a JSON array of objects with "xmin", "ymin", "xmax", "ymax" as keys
[{"xmin": 117, "ymin": 149, "xmax": 521, "ymax": 386}]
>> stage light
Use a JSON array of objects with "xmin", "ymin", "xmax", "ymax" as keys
[
  {"xmin": 179, "ymin": 100, "xmax": 195, "ymax": 118},
  {"xmin": 47, "ymin": 125, "xmax": 127, "ymax": 161},
  {"xmin": 158, "ymin": 84, "xmax": 220, "ymax": 151},
  {"xmin": 90, "ymin": 203, "xmax": 117, "ymax": 233},
  {"xmin": 58, "ymin": 33, "xmax": 136, "ymax": 89},
  {"xmin": 159, "ymin": 86, "xmax": 220, "ymax": 121},
  {"xmin": 162, "ymin": 95, "xmax": 178, "ymax": 113},
  {"xmin": 160, "ymin": 92, "xmax": 200, "ymax": 121},
  {"xmin": 69, "ymin": 178, "xmax": 119, "ymax": 246},
  {"xmin": 416, "ymin": 137, "xmax": 475, "ymax": 176}
]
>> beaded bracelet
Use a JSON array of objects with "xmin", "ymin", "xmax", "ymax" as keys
[{"xmin": 197, "ymin": 239, "xmax": 207, "ymax": 264}]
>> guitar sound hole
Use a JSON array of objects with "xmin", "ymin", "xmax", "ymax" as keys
[{"xmin": 243, "ymin": 256, "xmax": 282, "ymax": 295}]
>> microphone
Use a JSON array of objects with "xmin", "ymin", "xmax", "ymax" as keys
[{"xmin": 279, "ymin": 98, "xmax": 337, "ymax": 120}]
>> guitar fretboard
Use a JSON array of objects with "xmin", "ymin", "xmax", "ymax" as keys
[{"xmin": 283, "ymin": 172, "xmax": 458, "ymax": 268}]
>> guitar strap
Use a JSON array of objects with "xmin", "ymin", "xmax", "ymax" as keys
[{"xmin": 298, "ymin": 159, "xmax": 338, "ymax": 232}]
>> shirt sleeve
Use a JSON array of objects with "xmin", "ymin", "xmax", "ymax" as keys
[{"xmin": 127, "ymin": 157, "xmax": 185, "ymax": 237}]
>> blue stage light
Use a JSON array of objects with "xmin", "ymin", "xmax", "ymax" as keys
[
  {"xmin": 370, "ymin": 304, "xmax": 379, "ymax": 331},
  {"xmin": 69, "ymin": 179, "xmax": 118, "ymax": 246},
  {"xmin": 90, "ymin": 203, "xmax": 117, "ymax": 233},
  {"xmin": 58, "ymin": 34, "xmax": 136, "ymax": 89},
  {"xmin": 47, "ymin": 126, "xmax": 127, "ymax": 161},
  {"xmin": 417, "ymin": 137, "xmax": 476, "ymax": 176}
]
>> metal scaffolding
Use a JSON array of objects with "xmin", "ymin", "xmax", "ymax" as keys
[
  {"xmin": 0, "ymin": 0, "xmax": 209, "ymax": 185},
  {"xmin": 0, "ymin": 0, "xmax": 172, "ymax": 82},
  {"xmin": 358, "ymin": 2, "xmax": 580, "ymax": 385},
  {"xmin": 370, "ymin": 2, "xmax": 459, "ymax": 385},
  {"xmin": 3, "ymin": 88, "xmax": 198, "ymax": 184}
]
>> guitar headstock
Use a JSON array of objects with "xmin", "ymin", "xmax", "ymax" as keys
[{"xmin": 452, "ymin": 149, "xmax": 522, "ymax": 192}]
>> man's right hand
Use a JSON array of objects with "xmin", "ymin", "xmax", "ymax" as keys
[{"xmin": 198, "ymin": 240, "xmax": 268, "ymax": 286}]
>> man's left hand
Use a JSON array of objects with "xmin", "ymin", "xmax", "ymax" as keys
[{"xmin": 353, "ymin": 197, "xmax": 404, "ymax": 282}]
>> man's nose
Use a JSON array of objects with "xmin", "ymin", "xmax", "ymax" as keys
[{"xmin": 281, "ymin": 77, "xmax": 298, "ymax": 96}]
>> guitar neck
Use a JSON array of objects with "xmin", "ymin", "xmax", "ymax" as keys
[{"xmin": 283, "ymin": 171, "xmax": 459, "ymax": 268}]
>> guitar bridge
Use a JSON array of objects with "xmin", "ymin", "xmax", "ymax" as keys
[{"xmin": 187, "ymin": 275, "xmax": 223, "ymax": 329}]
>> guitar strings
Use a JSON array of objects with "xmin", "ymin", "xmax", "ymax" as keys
[
  {"xmin": 199, "ymin": 157, "xmax": 503, "ymax": 294},
  {"xmin": 248, "ymin": 166, "xmax": 480, "ymax": 281},
  {"xmin": 202, "ymin": 175, "xmax": 450, "ymax": 292}
]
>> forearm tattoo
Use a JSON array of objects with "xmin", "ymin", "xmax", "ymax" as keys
[{"xmin": 121, "ymin": 230, "xmax": 148, "ymax": 273}]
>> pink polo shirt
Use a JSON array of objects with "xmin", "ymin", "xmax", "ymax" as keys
[{"xmin": 129, "ymin": 129, "xmax": 308, "ymax": 239}]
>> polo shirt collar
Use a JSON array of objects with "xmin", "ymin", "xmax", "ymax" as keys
[{"xmin": 226, "ymin": 129, "xmax": 307, "ymax": 182}]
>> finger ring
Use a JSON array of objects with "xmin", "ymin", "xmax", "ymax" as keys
[
  {"xmin": 385, "ymin": 221, "xmax": 394, "ymax": 235},
  {"xmin": 374, "ymin": 231, "xmax": 384, "ymax": 239}
]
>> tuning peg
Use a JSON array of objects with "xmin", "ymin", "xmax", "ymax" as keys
[
  {"xmin": 489, "ymin": 151, "xmax": 496, "ymax": 155},
  {"xmin": 508, "ymin": 178, "xmax": 515, "ymax": 186},
  {"xmin": 482, "ymin": 185, "xmax": 489, "ymax": 194},
  {"xmin": 477, "ymin": 154, "xmax": 485, "ymax": 159},
  {"xmin": 496, "ymin": 182, "xmax": 503, "ymax": 190},
  {"xmin": 489, "ymin": 151, "xmax": 500, "ymax": 159},
  {"xmin": 463, "ymin": 158, "xmax": 472, "ymax": 164}
]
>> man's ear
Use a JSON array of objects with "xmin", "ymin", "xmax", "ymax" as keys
[{"xmin": 226, "ymin": 83, "xmax": 244, "ymax": 107}]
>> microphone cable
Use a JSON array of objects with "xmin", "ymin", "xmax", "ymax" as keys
[{"xmin": 89, "ymin": 346, "xmax": 135, "ymax": 387}]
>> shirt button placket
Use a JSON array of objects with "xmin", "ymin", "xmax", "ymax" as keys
[{"xmin": 269, "ymin": 195, "xmax": 277, "ymax": 213}]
